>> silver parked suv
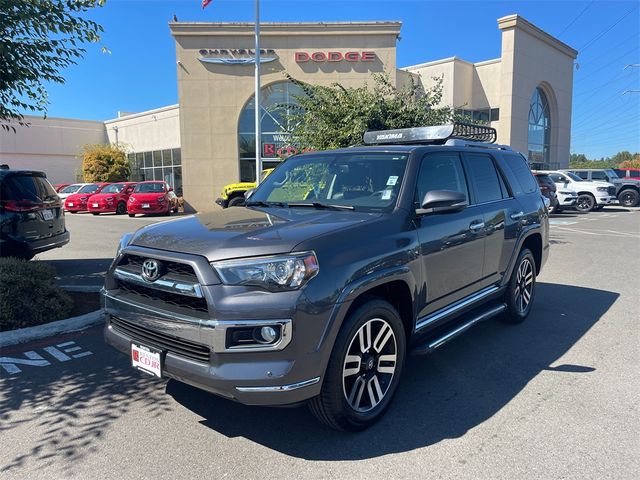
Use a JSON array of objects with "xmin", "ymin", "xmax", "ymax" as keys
[{"xmin": 103, "ymin": 124, "xmax": 549, "ymax": 431}]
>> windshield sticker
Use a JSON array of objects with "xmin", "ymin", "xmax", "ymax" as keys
[
  {"xmin": 381, "ymin": 189, "xmax": 392, "ymax": 200},
  {"xmin": 386, "ymin": 176, "xmax": 399, "ymax": 186}
]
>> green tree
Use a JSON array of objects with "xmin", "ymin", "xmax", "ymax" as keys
[
  {"xmin": 570, "ymin": 153, "xmax": 588, "ymax": 164},
  {"xmin": 0, "ymin": 0, "xmax": 106, "ymax": 131},
  {"xmin": 81, "ymin": 143, "xmax": 130, "ymax": 182},
  {"xmin": 610, "ymin": 151, "xmax": 635, "ymax": 165},
  {"xmin": 284, "ymin": 73, "xmax": 459, "ymax": 151}
]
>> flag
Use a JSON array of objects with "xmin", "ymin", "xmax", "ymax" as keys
[{"xmin": 202, "ymin": 0, "xmax": 213, "ymax": 9}]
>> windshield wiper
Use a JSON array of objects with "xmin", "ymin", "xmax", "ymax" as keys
[
  {"xmin": 245, "ymin": 200, "xmax": 288, "ymax": 208},
  {"xmin": 288, "ymin": 202, "xmax": 355, "ymax": 211}
]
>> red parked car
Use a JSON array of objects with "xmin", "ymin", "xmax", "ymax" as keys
[
  {"xmin": 64, "ymin": 183, "xmax": 110, "ymax": 213},
  {"xmin": 87, "ymin": 182, "xmax": 138, "ymax": 215},
  {"xmin": 127, "ymin": 181, "xmax": 178, "ymax": 217},
  {"xmin": 53, "ymin": 183, "xmax": 71, "ymax": 193}
]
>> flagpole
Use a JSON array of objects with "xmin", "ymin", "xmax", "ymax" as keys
[{"xmin": 254, "ymin": 0, "xmax": 262, "ymax": 185}]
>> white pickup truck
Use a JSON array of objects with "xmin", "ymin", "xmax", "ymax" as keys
[{"xmin": 541, "ymin": 170, "xmax": 617, "ymax": 212}]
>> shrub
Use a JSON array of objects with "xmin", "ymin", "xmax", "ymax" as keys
[
  {"xmin": 81, "ymin": 143, "xmax": 130, "ymax": 182},
  {"xmin": 0, "ymin": 258, "xmax": 72, "ymax": 331}
]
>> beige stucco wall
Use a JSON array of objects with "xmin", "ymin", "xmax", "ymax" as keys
[
  {"xmin": 170, "ymin": 22, "xmax": 401, "ymax": 212},
  {"xmin": 105, "ymin": 105, "xmax": 180, "ymax": 152},
  {"xmin": 0, "ymin": 115, "xmax": 106, "ymax": 183},
  {"xmin": 498, "ymin": 15, "xmax": 577, "ymax": 168}
]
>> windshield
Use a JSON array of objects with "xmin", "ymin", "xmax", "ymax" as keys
[
  {"xmin": 100, "ymin": 183, "xmax": 125, "ymax": 194},
  {"xmin": 60, "ymin": 184, "xmax": 82, "ymax": 193},
  {"xmin": 250, "ymin": 152, "xmax": 410, "ymax": 211},
  {"xmin": 566, "ymin": 172, "xmax": 584, "ymax": 182},
  {"xmin": 78, "ymin": 184, "xmax": 100, "ymax": 194},
  {"xmin": 134, "ymin": 182, "xmax": 165, "ymax": 193},
  {"xmin": 605, "ymin": 169, "xmax": 619, "ymax": 179}
]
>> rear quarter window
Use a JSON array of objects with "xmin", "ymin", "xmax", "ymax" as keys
[
  {"xmin": 1, "ymin": 175, "xmax": 57, "ymax": 202},
  {"xmin": 500, "ymin": 154, "xmax": 538, "ymax": 195}
]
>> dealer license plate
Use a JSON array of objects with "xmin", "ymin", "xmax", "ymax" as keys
[
  {"xmin": 42, "ymin": 209, "xmax": 54, "ymax": 220},
  {"xmin": 142, "ymin": 203, "xmax": 150, "ymax": 209},
  {"xmin": 67, "ymin": 202, "xmax": 74, "ymax": 207},
  {"xmin": 92, "ymin": 203, "xmax": 99, "ymax": 208},
  {"xmin": 131, "ymin": 343, "xmax": 162, "ymax": 377}
]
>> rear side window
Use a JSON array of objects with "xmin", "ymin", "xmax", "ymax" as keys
[
  {"xmin": 501, "ymin": 153, "xmax": 538, "ymax": 195},
  {"xmin": 574, "ymin": 171, "xmax": 589, "ymax": 180},
  {"xmin": 535, "ymin": 174, "xmax": 555, "ymax": 188},
  {"xmin": 463, "ymin": 153, "xmax": 504, "ymax": 203},
  {"xmin": 549, "ymin": 173, "xmax": 568, "ymax": 183},
  {"xmin": 415, "ymin": 153, "xmax": 469, "ymax": 204},
  {"xmin": 591, "ymin": 171, "xmax": 607, "ymax": 181},
  {"xmin": 1, "ymin": 175, "xmax": 57, "ymax": 202}
]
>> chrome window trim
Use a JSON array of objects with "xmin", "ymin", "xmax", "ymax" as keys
[
  {"xmin": 235, "ymin": 376, "xmax": 320, "ymax": 393},
  {"xmin": 114, "ymin": 267, "xmax": 204, "ymax": 298},
  {"xmin": 415, "ymin": 285, "xmax": 500, "ymax": 331}
]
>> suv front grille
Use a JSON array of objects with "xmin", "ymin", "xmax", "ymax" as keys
[
  {"xmin": 608, "ymin": 186, "xmax": 616, "ymax": 196},
  {"xmin": 118, "ymin": 281, "xmax": 208, "ymax": 313},
  {"xmin": 110, "ymin": 316, "xmax": 210, "ymax": 362},
  {"xmin": 120, "ymin": 254, "xmax": 198, "ymax": 282}
]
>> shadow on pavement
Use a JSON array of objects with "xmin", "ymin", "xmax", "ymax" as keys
[
  {"xmin": 0, "ymin": 327, "xmax": 173, "ymax": 474},
  {"xmin": 41, "ymin": 258, "xmax": 113, "ymax": 288},
  {"xmin": 167, "ymin": 282, "xmax": 618, "ymax": 460}
]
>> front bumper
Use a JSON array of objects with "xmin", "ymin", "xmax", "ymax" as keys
[
  {"xmin": 596, "ymin": 195, "xmax": 616, "ymax": 205},
  {"xmin": 102, "ymin": 286, "xmax": 325, "ymax": 406},
  {"xmin": 127, "ymin": 203, "xmax": 168, "ymax": 214},
  {"xmin": 88, "ymin": 202, "xmax": 116, "ymax": 213}
]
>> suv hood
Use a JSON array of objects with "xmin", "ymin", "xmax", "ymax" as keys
[{"xmin": 130, "ymin": 207, "xmax": 381, "ymax": 261}]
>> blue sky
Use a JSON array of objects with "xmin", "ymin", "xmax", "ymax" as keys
[{"xmin": 40, "ymin": 0, "xmax": 639, "ymax": 159}]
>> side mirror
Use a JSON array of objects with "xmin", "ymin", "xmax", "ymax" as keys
[
  {"xmin": 416, "ymin": 190, "xmax": 467, "ymax": 215},
  {"xmin": 244, "ymin": 188, "xmax": 256, "ymax": 200}
]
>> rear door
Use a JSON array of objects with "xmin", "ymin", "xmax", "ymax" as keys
[
  {"xmin": 0, "ymin": 173, "xmax": 65, "ymax": 240},
  {"xmin": 414, "ymin": 151, "xmax": 485, "ymax": 317},
  {"xmin": 462, "ymin": 152, "xmax": 521, "ymax": 286}
]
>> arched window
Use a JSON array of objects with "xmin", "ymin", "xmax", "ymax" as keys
[
  {"xmin": 527, "ymin": 87, "xmax": 551, "ymax": 166},
  {"xmin": 238, "ymin": 81, "xmax": 306, "ymax": 182}
]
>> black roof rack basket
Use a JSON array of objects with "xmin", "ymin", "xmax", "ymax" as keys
[
  {"xmin": 450, "ymin": 122, "xmax": 497, "ymax": 143},
  {"xmin": 363, "ymin": 122, "xmax": 497, "ymax": 145}
]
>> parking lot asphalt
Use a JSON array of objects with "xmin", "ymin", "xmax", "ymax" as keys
[
  {"xmin": 35, "ymin": 211, "xmax": 190, "ymax": 289},
  {"xmin": 1, "ymin": 208, "xmax": 639, "ymax": 479}
]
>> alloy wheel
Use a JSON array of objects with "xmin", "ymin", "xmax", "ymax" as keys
[
  {"xmin": 342, "ymin": 318, "xmax": 397, "ymax": 413},
  {"xmin": 514, "ymin": 258, "xmax": 534, "ymax": 314},
  {"xmin": 619, "ymin": 190, "xmax": 638, "ymax": 207},
  {"xmin": 576, "ymin": 194, "xmax": 594, "ymax": 212}
]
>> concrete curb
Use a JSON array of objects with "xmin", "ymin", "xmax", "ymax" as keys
[{"xmin": 0, "ymin": 310, "xmax": 104, "ymax": 348}]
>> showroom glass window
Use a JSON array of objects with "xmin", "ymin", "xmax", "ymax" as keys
[
  {"xmin": 128, "ymin": 148, "xmax": 182, "ymax": 195},
  {"xmin": 527, "ymin": 87, "xmax": 551, "ymax": 166},
  {"xmin": 238, "ymin": 81, "xmax": 306, "ymax": 182}
]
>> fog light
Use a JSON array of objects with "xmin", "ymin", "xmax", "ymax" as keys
[{"xmin": 253, "ymin": 326, "xmax": 278, "ymax": 344}]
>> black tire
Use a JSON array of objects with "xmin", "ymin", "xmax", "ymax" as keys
[
  {"xmin": 575, "ymin": 193, "xmax": 596, "ymax": 212},
  {"xmin": 91, "ymin": 212, "xmax": 100, "ymax": 216},
  {"xmin": 618, "ymin": 189, "xmax": 639, "ymax": 207},
  {"xmin": 228, "ymin": 196, "xmax": 245, "ymax": 207},
  {"xmin": 308, "ymin": 299, "xmax": 406, "ymax": 431},
  {"xmin": 69, "ymin": 210, "xmax": 77, "ymax": 214},
  {"xmin": 593, "ymin": 205, "xmax": 604, "ymax": 211},
  {"xmin": 116, "ymin": 201, "xmax": 127, "ymax": 215},
  {"xmin": 555, "ymin": 206, "xmax": 563, "ymax": 213},
  {"xmin": 501, "ymin": 248, "xmax": 537, "ymax": 324},
  {"xmin": 128, "ymin": 213, "xmax": 135, "ymax": 218},
  {"xmin": 164, "ymin": 207, "xmax": 171, "ymax": 216}
]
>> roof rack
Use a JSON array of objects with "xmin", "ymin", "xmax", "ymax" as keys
[{"xmin": 363, "ymin": 122, "xmax": 497, "ymax": 145}]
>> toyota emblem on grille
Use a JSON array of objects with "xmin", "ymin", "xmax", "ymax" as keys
[{"xmin": 141, "ymin": 259, "xmax": 162, "ymax": 282}]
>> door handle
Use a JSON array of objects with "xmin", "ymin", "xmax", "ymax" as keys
[
  {"xmin": 469, "ymin": 221, "xmax": 485, "ymax": 232},
  {"xmin": 510, "ymin": 211, "xmax": 524, "ymax": 220}
]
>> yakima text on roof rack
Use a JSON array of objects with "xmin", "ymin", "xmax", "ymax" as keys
[{"xmin": 363, "ymin": 122, "xmax": 497, "ymax": 145}]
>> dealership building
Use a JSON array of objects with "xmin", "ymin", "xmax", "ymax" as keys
[{"xmin": 0, "ymin": 15, "xmax": 577, "ymax": 212}]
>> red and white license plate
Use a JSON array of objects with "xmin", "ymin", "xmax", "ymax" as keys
[
  {"xmin": 131, "ymin": 343, "xmax": 162, "ymax": 377},
  {"xmin": 92, "ymin": 203, "xmax": 99, "ymax": 208},
  {"xmin": 142, "ymin": 203, "xmax": 150, "ymax": 209},
  {"xmin": 67, "ymin": 202, "xmax": 74, "ymax": 207}
]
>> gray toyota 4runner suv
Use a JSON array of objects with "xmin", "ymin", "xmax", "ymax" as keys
[{"xmin": 103, "ymin": 124, "xmax": 548, "ymax": 431}]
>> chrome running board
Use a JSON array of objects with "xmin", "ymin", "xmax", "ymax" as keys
[{"xmin": 412, "ymin": 303, "xmax": 506, "ymax": 355}]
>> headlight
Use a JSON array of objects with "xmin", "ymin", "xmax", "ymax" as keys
[
  {"xmin": 129, "ymin": 197, "xmax": 135, "ymax": 202},
  {"xmin": 106, "ymin": 197, "xmax": 114, "ymax": 201},
  {"xmin": 80, "ymin": 196, "xmax": 88, "ymax": 201},
  {"xmin": 211, "ymin": 252, "xmax": 319, "ymax": 291},
  {"xmin": 116, "ymin": 233, "xmax": 134, "ymax": 257},
  {"xmin": 157, "ymin": 196, "xmax": 166, "ymax": 203},
  {"xmin": 596, "ymin": 187, "xmax": 608, "ymax": 192}
]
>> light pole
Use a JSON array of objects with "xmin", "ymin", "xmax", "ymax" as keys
[{"xmin": 254, "ymin": 0, "xmax": 262, "ymax": 186}]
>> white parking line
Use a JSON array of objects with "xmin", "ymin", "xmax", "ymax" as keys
[{"xmin": 552, "ymin": 226, "xmax": 640, "ymax": 239}]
